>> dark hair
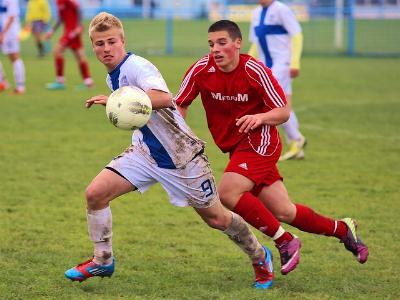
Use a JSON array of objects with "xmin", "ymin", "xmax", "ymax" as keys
[{"xmin": 208, "ymin": 20, "xmax": 242, "ymax": 40}]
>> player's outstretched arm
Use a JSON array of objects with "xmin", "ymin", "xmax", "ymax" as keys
[
  {"xmin": 85, "ymin": 95, "xmax": 108, "ymax": 108},
  {"xmin": 248, "ymin": 43, "xmax": 258, "ymax": 59},
  {"xmin": 45, "ymin": 20, "xmax": 61, "ymax": 40},
  {"xmin": 146, "ymin": 89, "xmax": 172, "ymax": 109},
  {"xmin": 290, "ymin": 32, "xmax": 303, "ymax": 78},
  {"xmin": 0, "ymin": 16, "xmax": 15, "ymax": 44}
]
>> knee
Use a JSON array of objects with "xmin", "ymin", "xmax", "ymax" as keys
[
  {"xmin": 273, "ymin": 205, "xmax": 296, "ymax": 223},
  {"xmin": 204, "ymin": 215, "xmax": 228, "ymax": 231},
  {"xmin": 217, "ymin": 186, "xmax": 227, "ymax": 200},
  {"xmin": 217, "ymin": 186, "xmax": 239, "ymax": 210},
  {"xmin": 76, "ymin": 53, "xmax": 87, "ymax": 64},
  {"xmin": 85, "ymin": 185, "xmax": 108, "ymax": 210}
]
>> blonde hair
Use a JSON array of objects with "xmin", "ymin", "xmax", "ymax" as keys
[{"xmin": 88, "ymin": 12, "xmax": 124, "ymax": 40}]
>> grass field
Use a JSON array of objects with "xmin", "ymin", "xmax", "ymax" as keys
[{"xmin": 1, "ymin": 19, "xmax": 400, "ymax": 299}]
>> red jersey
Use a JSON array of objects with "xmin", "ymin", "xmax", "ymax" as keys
[
  {"xmin": 175, "ymin": 54, "xmax": 287, "ymax": 156},
  {"xmin": 56, "ymin": 0, "xmax": 80, "ymax": 32}
]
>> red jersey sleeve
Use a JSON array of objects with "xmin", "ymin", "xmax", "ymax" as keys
[
  {"xmin": 245, "ymin": 57, "xmax": 287, "ymax": 110},
  {"xmin": 174, "ymin": 55, "xmax": 210, "ymax": 107}
]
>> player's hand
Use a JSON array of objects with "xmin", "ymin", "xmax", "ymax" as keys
[
  {"xmin": 44, "ymin": 30, "xmax": 53, "ymax": 40},
  {"xmin": 67, "ymin": 30, "xmax": 78, "ymax": 40},
  {"xmin": 290, "ymin": 68, "xmax": 300, "ymax": 78},
  {"xmin": 85, "ymin": 95, "xmax": 108, "ymax": 108},
  {"xmin": 67, "ymin": 25, "xmax": 83, "ymax": 40},
  {"xmin": 236, "ymin": 114, "xmax": 264, "ymax": 133}
]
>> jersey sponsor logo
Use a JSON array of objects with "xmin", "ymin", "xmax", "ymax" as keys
[
  {"xmin": 238, "ymin": 162, "xmax": 248, "ymax": 170},
  {"xmin": 208, "ymin": 66, "xmax": 215, "ymax": 73},
  {"xmin": 211, "ymin": 92, "xmax": 249, "ymax": 102}
]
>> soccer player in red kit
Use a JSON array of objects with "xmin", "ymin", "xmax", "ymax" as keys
[
  {"xmin": 175, "ymin": 20, "xmax": 368, "ymax": 270},
  {"xmin": 44, "ymin": 0, "xmax": 93, "ymax": 90}
]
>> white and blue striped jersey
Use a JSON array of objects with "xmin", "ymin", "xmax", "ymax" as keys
[
  {"xmin": 0, "ymin": 0, "xmax": 20, "ymax": 35},
  {"xmin": 106, "ymin": 53, "xmax": 205, "ymax": 169},
  {"xmin": 249, "ymin": 1, "xmax": 301, "ymax": 68}
]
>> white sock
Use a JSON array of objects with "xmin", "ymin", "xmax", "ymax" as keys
[
  {"xmin": 281, "ymin": 111, "xmax": 302, "ymax": 141},
  {"xmin": 84, "ymin": 77, "xmax": 93, "ymax": 86},
  {"xmin": 223, "ymin": 212, "xmax": 265, "ymax": 263},
  {"xmin": 87, "ymin": 206, "xmax": 113, "ymax": 265},
  {"xmin": 13, "ymin": 59, "xmax": 25, "ymax": 89},
  {"xmin": 272, "ymin": 226, "xmax": 285, "ymax": 241}
]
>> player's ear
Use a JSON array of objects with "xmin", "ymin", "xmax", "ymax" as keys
[{"xmin": 235, "ymin": 38, "xmax": 242, "ymax": 49}]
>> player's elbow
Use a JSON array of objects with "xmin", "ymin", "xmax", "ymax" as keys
[
  {"xmin": 282, "ymin": 110, "xmax": 290, "ymax": 122},
  {"xmin": 148, "ymin": 91, "xmax": 173, "ymax": 109},
  {"xmin": 280, "ymin": 106, "xmax": 291, "ymax": 123}
]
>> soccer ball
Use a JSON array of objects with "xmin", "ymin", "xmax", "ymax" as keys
[{"xmin": 106, "ymin": 86, "xmax": 152, "ymax": 130}]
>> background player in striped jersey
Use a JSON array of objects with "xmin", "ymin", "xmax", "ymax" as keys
[
  {"xmin": 175, "ymin": 20, "xmax": 368, "ymax": 269},
  {"xmin": 249, "ymin": 0, "xmax": 306, "ymax": 160},
  {"xmin": 64, "ymin": 12, "xmax": 275, "ymax": 290},
  {"xmin": 0, "ymin": 0, "xmax": 26, "ymax": 94},
  {"xmin": 44, "ymin": 0, "xmax": 93, "ymax": 90}
]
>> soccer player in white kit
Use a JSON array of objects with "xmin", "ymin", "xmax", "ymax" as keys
[
  {"xmin": 64, "ymin": 12, "xmax": 275, "ymax": 290},
  {"xmin": 249, "ymin": 0, "xmax": 305, "ymax": 160},
  {"xmin": 0, "ymin": 0, "xmax": 26, "ymax": 94}
]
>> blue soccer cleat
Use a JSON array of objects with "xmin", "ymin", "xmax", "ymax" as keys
[
  {"xmin": 46, "ymin": 81, "xmax": 65, "ymax": 90},
  {"xmin": 253, "ymin": 246, "xmax": 274, "ymax": 289},
  {"xmin": 65, "ymin": 257, "xmax": 115, "ymax": 282},
  {"xmin": 74, "ymin": 83, "xmax": 94, "ymax": 91}
]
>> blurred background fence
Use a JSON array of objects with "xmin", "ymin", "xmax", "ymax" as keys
[{"xmin": 19, "ymin": 0, "xmax": 400, "ymax": 57}]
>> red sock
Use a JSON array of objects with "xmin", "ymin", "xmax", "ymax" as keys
[
  {"xmin": 233, "ymin": 192, "xmax": 292, "ymax": 244},
  {"xmin": 55, "ymin": 56, "xmax": 64, "ymax": 78},
  {"xmin": 79, "ymin": 61, "xmax": 90, "ymax": 80},
  {"xmin": 291, "ymin": 204, "xmax": 347, "ymax": 239},
  {"xmin": 275, "ymin": 231, "xmax": 294, "ymax": 245}
]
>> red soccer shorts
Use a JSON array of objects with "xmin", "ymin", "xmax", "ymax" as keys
[
  {"xmin": 225, "ymin": 142, "xmax": 283, "ymax": 196},
  {"xmin": 59, "ymin": 33, "xmax": 83, "ymax": 50}
]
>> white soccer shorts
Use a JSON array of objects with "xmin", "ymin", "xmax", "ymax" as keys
[
  {"xmin": 107, "ymin": 145, "xmax": 219, "ymax": 208},
  {"xmin": 1, "ymin": 32, "xmax": 20, "ymax": 54},
  {"xmin": 272, "ymin": 63, "xmax": 292, "ymax": 96}
]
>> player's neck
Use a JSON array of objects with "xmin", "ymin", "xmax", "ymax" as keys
[
  {"xmin": 261, "ymin": 0, "xmax": 274, "ymax": 7},
  {"xmin": 218, "ymin": 56, "xmax": 240, "ymax": 73},
  {"xmin": 105, "ymin": 51, "xmax": 129, "ymax": 72}
]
